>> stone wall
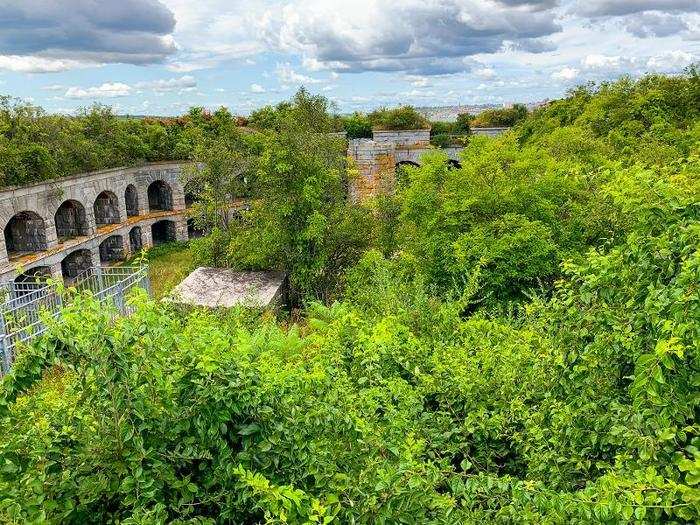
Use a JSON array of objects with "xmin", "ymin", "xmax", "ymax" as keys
[
  {"xmin": 348, "ymin": 129, "xmax": 463, "ymax": 202},
  {"xmin": 0, "ymin": 162, "xmax": 190, "ymax": 282}
]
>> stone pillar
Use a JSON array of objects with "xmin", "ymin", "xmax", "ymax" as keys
[
  {"xmin": 174, "ymin": 216, "xmax": 188, "ymax": 242},
  {"xmin": 0, "ymin": 237, "xmax": 7, "ymax": 265},
  {"xmin": 142, "ymin": 223, "xmax": 154, "ymax": 249},
  {"xmin": 44, "ymin": 221, "xmax": 59, "ymax": 249},
  {"xmin": 137, "ymin": 185, "xmax": 150, "ymax": 216},
  {"xmin": 89, "ymin": 246, "xmax": 100, "ymax": 268},
  {"xmin": 117, "ymin": 197, "xmax": 127, "ymax": 224},
  {"xmin": 48, "ymin": 262, "xmax": 63, "ymax": 281},
  {"xmin": 347, "ymin": 139, "xmax": 396, "ymax": 203}
]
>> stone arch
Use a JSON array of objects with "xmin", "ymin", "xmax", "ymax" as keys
[
  {"xmin": 99, "ymin": 235, "xmax": 125, "ymax": 263},
  {"xmin": 148, "ymin": 180, "xmax": 173, "ymax": 212},
  {"xmin": 3, "ymin": 210, "xmax": 48, "ymax": 257},
  {"xmin": 151, "ymin": 220, "xmax": 176, "ymax": 245},
  {"xmin": 125, "ymin": 184, "xmax": 139, "ymax": 217},
  {"xmin": 129, "ymin": 226, "xmax": 143, "ymax": 253},
  {"xmin": 61, "ymin": 248, "xmax": 93, "ymax": 280},
  {"xmin": 54, "ymin": 199, "xmax": 89, "ymax": 241},
  {"xmin": 14, "ymin": 266, "xmax": 51, "ymax": 284},
  {"xmin": 93, "ymin": 190, "xmax": 120, "ymax": 226},
  {"xmin": 447, "ymin": 159, "xmax": 462, "ymax": 170}
]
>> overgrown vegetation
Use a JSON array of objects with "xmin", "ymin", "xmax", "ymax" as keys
[
  {"xmin": 1, "ymin": 69, "xmax": 699, "ymax": 523},
  {"xmin": 0, "ymin": 100, "xmax": 245, "ymax": 187}
]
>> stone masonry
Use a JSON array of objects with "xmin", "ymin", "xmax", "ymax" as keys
[
  {"xmin": 0, "ymin": 162, "xmax": 191, "ymax": 282},
  {"xmin": 348, "ymin": 129, "xmax": 465, "ymax": 202}
]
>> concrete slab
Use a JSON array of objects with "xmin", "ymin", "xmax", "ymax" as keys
[{"xmin": 167, "ymin": 267, "xmax": 286, "ymax": 309}]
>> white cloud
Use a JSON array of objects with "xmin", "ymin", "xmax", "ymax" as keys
[
  {"xmin": 64, "ymin": 82, "xmax": 132, "ymax": 99},
  {"xmin": 552, "ymin": 66, "xmax": 579, "ymax": 81},
  {"xmin": 646, "ymin": 50, "xmax": 695, "ymax": 70},
  {"xmin": 0, "ymin": 55, "xmax": 93, "ymax": 73},
  {"xmin": 582, "ymin": 54, "xmax": 623, "ymax": 69},
  {"xmin": 259, "ymin": 0, "xmax": 562, "ymax": 75},
  {"xmin": 136, "ymin": 75, "xmax": 197, "ymax": 92},
  {"xmin": 250, "ymin": 83, "xmax": 266, "ymax": 93},
  {"xmin": 475, "ymin": 68, "xmax": 497, "ymax": 80},
  {"xmin": 275, "ymin": 62, "xmax": 323, "ymax": 84}
]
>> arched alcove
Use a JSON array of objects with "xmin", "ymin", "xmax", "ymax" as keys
[
  {"xmin": 148, "ymin": 180, "xmax": 173, "ymax": 212},
  {"xmin": 129, "ymin": 226, "xmax": 143, "ymax": 253},
  {"xmin": 61, "ymin": 249, "xmax": 93, "ymax": 280},
  {"xmin": 55, "ymin": 199, "xmax": 89, "ymax": 241},
  {"xmin": 3, "ymin": 211, "xmax": 48, "ymax": 257},
  {"xmin": 93, "ymin": 191, "xmax": 120, "ymax": 226},
  {"xmin": 99, "ymin": 235, "xmax": 125, "ymax": 263},
  {"xmin": 151, "ymin": 220, "xmax": 176, "ymax": 245}
]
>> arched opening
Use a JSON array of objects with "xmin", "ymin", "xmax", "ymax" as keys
[
  {"xmin": 187, "ymin": 217, "xmax": 206, "ymax": 239},
  {"xmin": 129, "ymin": 226, "xmax": 143, "ymax": 253},
  {"xmin": 125, "ymin": 184, "xmax": 139, "ymax": 217},
  {"xmin": 93, "ymin": 191, "xmax": 120, "ymax": 226},
  {"xmin": 447, "ymin": 159, "xmax": 462, "ymax": 170},
  {"xmin": 148, "ymin": 180, "xmax": 173, "ymax": 212},
  {"xmin": 184, "ymin": 180, "xmax": 200, "ymax": 209},
  {"xmin": 395, "ymin": 161, "xmax": 419, "ymax": 186},
  {"xmin": 61, "ymin": 249, "xmax": 93, "ymax": 280},
  {"xmin": 14, "ymin": 266, "xmax": 51, "ymax": 284},
  {"xmin": 54, "ymin": 200, "xmax": 89, "ymax": 241},
  {"xmin": 99, "ymin": 235, "xmax": 125, "ymax": 263},
  {"xmin": 151, "ymin": 220, "xmax": 176, "ymax": 245},
  {"xmin": 3, "ymin": 211, "xmax": 48, "ymax": 257}
]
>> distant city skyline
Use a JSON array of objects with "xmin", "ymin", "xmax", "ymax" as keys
[{"xmin": 0, "ymin": 0, "xmax": 698, "ymax": 115}]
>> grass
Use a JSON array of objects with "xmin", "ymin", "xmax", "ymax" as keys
[{"xmin": 125, "ymin": 242, "xmax": 194, "ymax": 299}]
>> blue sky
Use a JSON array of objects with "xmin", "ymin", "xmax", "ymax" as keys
[{"xmin": 0, "ymin": 0, "xmax": 698, "ymax": 115}]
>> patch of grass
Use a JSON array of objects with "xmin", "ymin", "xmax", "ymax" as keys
[{"xmin": 126, "ymin": 242, "xmax": 194, "ymax": 299}]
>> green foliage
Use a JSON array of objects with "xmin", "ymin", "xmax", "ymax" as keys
[
  {"xmin": 1, "ymin": 71, "xmax": 699, "ymax": 524},
  {"xmin": 1, "ymin": 159, "xmax": 698, "ymax": 521},
  {"xmin": 368, "ymin": 105, "xmax": 429, "ymax": 130},
  {"xmin": 340, "ymin": 112, "xmax": 373, "ymax": 139},
  {"xmin": 0, "ymin": 97, "xmax": 252, "ymax": 187},
  {"xmin": 472, "ymin": 103, "xmax": 528, "ymax": 128},
  {"xmin": 226, "ymin": 89, "xmax": 373, "ymax": 303}
]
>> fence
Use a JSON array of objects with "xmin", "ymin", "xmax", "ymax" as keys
[{"xmin": 0, "ymin": 266, "xmax": 151, "ymax": 375}]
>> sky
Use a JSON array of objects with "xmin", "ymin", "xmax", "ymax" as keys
[{"xmin": 0, "ymin": 0, "xmax": 698, "ymax": 115}]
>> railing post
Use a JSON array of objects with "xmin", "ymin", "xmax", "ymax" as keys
[{"xmin": 0, "ymin": 312, "xmax": 10, "ymax": 375}]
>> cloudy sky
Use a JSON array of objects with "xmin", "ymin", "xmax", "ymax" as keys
[{"xmin": 0, "ymin": 0, "xmax": 698, "ymax": 115}]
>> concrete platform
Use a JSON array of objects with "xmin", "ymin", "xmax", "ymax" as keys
[{"xmin": 167, "ymin": 267, "xmax": 286, "ymax": 309}]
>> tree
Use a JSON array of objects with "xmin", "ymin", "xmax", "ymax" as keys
[{"xmin": 226, "ymin": 89, "xmax": 372, "ymax": 302}]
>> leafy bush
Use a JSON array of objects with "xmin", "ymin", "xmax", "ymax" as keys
[
  {"xmin": 368, "ymin": 105, "xmax": 429, "ymax": 130},
  {"xmin": 471, "ymin": 103, "xmax": 528, "ymax": 128}
]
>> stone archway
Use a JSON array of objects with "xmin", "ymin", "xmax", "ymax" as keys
[
  {"xmin": 55, "ymin": 199, "xmax": 89, "ymax": 241},
  {"xmin": 148, "ymin": 180, "xmax": 173, "ymax": 212},
  {"xmin": 3, "ymin": 211, "xmax": 48, "ymax": 257},
  {"xmin": 93, "ymin": 191, "xmax": 120, "ymax": 226},
  {"xmin": 61, "ymin": 249, "xmax": 93, "ymax": 280},
  {"xmin": 151, "ymin": 220, "xmax": 176, "ymax": 245},
  {"xmin": 14, "ymin": 266, "xmax": 51, "ymax": 284},
  {"xmin": 129, "ymin": 226, "xmax": 143, "ymax": 253},
  {"xmin": 99, "ymin": 235, "xmax": 125, "ymax": 263}
]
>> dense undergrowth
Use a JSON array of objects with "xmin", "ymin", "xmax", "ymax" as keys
[{"xmin": 1, "ymin": 70, "xmax": 699, "ymax": 523}]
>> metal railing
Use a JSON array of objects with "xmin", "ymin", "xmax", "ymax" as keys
[{"xmin": 0, "ymin": 266, "xmax": 151, "ymax": 375}]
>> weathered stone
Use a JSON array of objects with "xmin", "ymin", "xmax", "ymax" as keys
[{"xmin": 168, "ymin": 268, "xmax": 286, "ymax": 309}]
